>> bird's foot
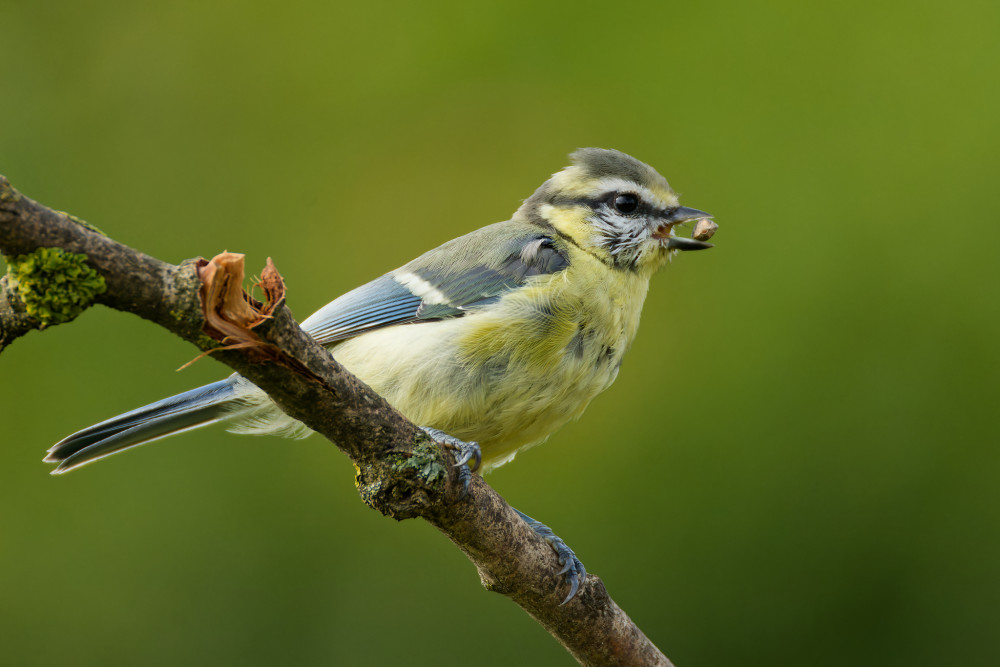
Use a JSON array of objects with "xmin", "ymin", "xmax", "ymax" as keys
[
  {"xmin": 514, "ymin": 508, "xmax": 587, "ymax": 604},
  {"xmin": 420, "ymin": 427, "xmax": 481, "ymax": 499}
]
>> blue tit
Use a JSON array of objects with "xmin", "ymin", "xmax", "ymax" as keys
[{"xmin": 44, "ymin": 148, "xmax": 715, "ymax": 601}]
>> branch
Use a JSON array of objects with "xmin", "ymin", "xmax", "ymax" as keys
[{"xmin": 0, "ymin": 175, "xmax": 673, "ymax": 667}]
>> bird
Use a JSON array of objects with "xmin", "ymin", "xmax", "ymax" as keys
[{"xmin": 44, "ymin": 148, "xmax": 716, "ymax": 602}]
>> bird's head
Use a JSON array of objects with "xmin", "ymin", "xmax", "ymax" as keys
[{"xmin": 516, "ymin": 148, "xmax": 715, "ymax": 274}]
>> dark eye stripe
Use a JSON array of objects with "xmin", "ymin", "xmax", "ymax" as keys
[{"xmin": 549, "ymin": 192, "xmax": 674, "ymax": 222}]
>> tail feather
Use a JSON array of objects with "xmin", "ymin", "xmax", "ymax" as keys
[{"xmin": 46, "ymin": 378, "xmax": 246, "ymax": 474}]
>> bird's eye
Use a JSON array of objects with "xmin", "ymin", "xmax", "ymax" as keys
[{"xmin": 613, "ymin": 193, "xmax": 639, "ymax": 214}]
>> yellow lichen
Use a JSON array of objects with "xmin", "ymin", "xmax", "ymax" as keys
[{"xmin": 5, "ymin": 247, "xmax": 106, "ymax": 326}]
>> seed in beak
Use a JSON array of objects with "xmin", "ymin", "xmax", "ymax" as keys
[{"xmin": 692, "ymin": 219, "xmax": 718, "ymax": 242}]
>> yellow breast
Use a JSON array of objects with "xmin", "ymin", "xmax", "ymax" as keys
[{"xmin": 331, "ymin": 246, "xmax": 651, "ymax": 471}]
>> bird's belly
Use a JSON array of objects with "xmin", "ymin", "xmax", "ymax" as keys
[{"xmin": 331, "ymin": 314, "xmax": 624, "ymax": 471}]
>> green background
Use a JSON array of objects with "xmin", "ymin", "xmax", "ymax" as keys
[{"xmin": 2, "ymin": 1, "xmax": 998, "ymax": 665}]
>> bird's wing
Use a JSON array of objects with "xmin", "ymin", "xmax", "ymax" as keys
[{"xmin": 300, "ymin": 221, "xmax": 569, "ymax": 346}]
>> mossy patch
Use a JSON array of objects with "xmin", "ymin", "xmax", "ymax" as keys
[
  {"xmin": 5, "ymin": 247, "xmax": 106, "ymax": 326},
  {"xmin": 393, "ymin": 436, "xmax": 448, "ymax": 486}
]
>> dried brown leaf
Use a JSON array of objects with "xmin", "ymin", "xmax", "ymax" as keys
[{"xmin": 182, "ymin": 253, "xmax": 289, "ymax": 369}]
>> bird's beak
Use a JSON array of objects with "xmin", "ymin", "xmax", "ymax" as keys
[
  {"xmin": 666, "ymin": 236, "xmax": 714, "ymax": 250},
  {"xmin": 664, "ymin": 206, "xmax": 712, "ymax": 224},
  {"xmin": 653, "ymin": 207, "xmax": 716, "ymax": 251}
]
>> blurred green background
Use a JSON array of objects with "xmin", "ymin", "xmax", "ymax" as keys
[{"xmin": 2, "ymin": 0, "xmax": 998, "ymax": 665}]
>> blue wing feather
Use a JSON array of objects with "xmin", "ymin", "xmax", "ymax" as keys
[
  {"xmin": 301, "ymin": 275, "xmax": 425, "ymax": 345},
  {"xmin": 300, "ymin": 223, "xmax": 570, "ymax": 347}
]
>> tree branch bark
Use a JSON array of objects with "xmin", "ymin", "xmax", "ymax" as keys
[{"xmin": 0, "ymin": 175, "xmax": 673, "ymax": 667}]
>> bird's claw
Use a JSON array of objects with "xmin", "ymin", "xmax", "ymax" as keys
[
  {"xmin": 449, "ymin": 441, "xmax": 482, "ymax": 471},
  {"xmin": 419, "ymin": 427, "xmax": 481, "ymax": 499},
  {"xmin": 514, "ymin": 509, "xmax": 587, "ymax": 604},
  {"xmin": 551, "ymin": 540, "xmax": 587, "ymax": 604}
]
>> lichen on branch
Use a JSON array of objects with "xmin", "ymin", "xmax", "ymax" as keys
[{"xmin": 3, "ymin": 247, "xmax": 106, "ymax": 326}]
